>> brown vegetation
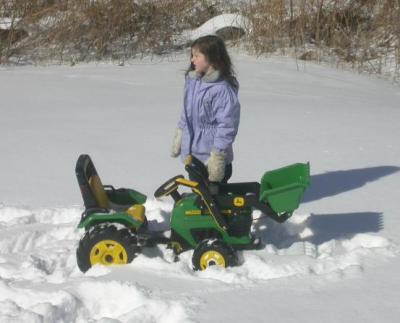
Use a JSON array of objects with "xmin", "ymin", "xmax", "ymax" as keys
[{"xmin": 0, "ymin": 0, "xmax": 399, "ymax": 79}]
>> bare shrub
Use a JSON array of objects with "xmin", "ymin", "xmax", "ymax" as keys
[
  {"xmin": 243, "ymin": 0, "xmax": 400, "ymax": 79},
  {"xmin": 1, "ymin": 0, "xmax": 399, "ymax": 81},
  {"xmin": 0, "ymin": 0, "xmax": 223, "ymax": 63}
]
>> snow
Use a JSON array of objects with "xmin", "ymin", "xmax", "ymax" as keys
[
  {"xmin": 1, "ymin": 52, "xmax": 400, "ymax": 322},
  {"xmin": 0, "ymin": 17, "xmax": 21, "ymax": 30},
  {"xmin": 0, "ymin": 206, "xmax": 190, "ymax": 322},
  {"xmin": 179, "ymin": 13, "xmax": 251, "ymax": 43}
]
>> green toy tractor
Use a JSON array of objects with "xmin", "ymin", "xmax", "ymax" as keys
[{"xmin": 75, "ymin": 154, "xmax": 310, "ymax": 272}]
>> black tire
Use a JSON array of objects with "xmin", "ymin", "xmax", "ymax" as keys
[
  {"xmin": 76, "ymin": 224, "xmax": 139, "ymax": 273},
  {"xmin": 192, "ymin": 239, "xmax": 238, "ymax": 271}
]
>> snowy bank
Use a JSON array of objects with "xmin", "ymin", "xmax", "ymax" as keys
[{"xmin": 0, "ymin": 204, "xmax": 396, "ymax": 322}]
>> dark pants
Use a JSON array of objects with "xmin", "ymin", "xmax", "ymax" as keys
[
  {"xmin": 220, "ymin": 163, "xmax": 232, "ymax": 184},
  {"xmin": 208, "ymin": 163, "xmax": 232, "ymax": 184}
]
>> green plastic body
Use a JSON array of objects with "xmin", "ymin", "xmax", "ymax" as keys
[
  {"xmin": 107, "ymin": 188, "xmax": 147, "ymax": 205},
  {"xmin": 78, "ymin": 163, "xmax": 310, "ymax": 250},
  {"xmin": 78, "ymin": 212, "xmax": 143, "ymax": 230},
  {"xmin": 170, "ymin": 194, "xmax": 253, "ymax": 248},
  {"xmin": 78, "ymin": 188, "xmax": 147, "ymax": 230},
  {"xmin": 260, "ymin": 162, "xmax": 310, "ymax": 215}
]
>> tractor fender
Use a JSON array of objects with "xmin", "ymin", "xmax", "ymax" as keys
[{"xmin": 78, "ymin": 212, "xmax": 144, "ymax": 231}]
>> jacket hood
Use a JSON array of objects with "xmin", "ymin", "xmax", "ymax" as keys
[{"xmin": 187, "ymin": 69, "xmax": 221, "ymax": 83}]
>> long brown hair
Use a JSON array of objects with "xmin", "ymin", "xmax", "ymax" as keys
[{"xmin": 186, "ymin": 35, "xmax": 239, "ymax": 91}]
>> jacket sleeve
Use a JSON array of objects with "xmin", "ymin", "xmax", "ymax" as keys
[
  {"xmin": 177, "ymin": 106, "xmax": 186, "ymax": 129},
  {"xmin": 177, "ymin": 77, "xmax": 189, "ymax": 129},
  {"xmin": 213, "ymin": 86, "xmax": 240, "ymax": 152}
]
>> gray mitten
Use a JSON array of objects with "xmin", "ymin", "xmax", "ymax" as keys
[
  {"xmin": 207, "ymin": 149, "xmax": 226, "ymax": 182},
  {"xmin": 171, "ymin": 128, "xmax": 182, "ymax": 158}
]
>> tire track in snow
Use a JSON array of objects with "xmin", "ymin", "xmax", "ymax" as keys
[
  {"xmin": 0, "ymin": 204, "xmax": 397, "ymax": 321},
  {"xmin": 0, "ymin": 206, "xmax": 192, "ymax": 322}
]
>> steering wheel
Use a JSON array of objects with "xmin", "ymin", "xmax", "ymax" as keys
[{"xmin": 154, "ymin": 175, "xmax": 184, "ymax": 198}]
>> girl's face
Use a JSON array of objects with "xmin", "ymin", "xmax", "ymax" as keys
[{"xmin": 191, "ymin": 47, "xmax": 213, "ymax": 74}]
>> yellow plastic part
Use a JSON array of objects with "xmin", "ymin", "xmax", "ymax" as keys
[
  {"xmin": 185, "ymin": 209, "xmax": 232, "ymax": 216},
  {"xmin": 184, "ymin": 155, "xmax": 193, "ymax": 165},
  {"xmin": 89, "ymin": 240, "xmax": 128, "ymax": 266},
  {"xmin": 176, "ymin": 178, "xmax": 199, "ymax": 188},
  {"xmin": 88, "ymin": 175, "xmax": 109, "ymax": 209},
  {"xmin": 200, "ymin": 250, "xmax": 226, "ymax": 270},
  {"xmin": 171, "ymin": 242, "xmax": 183, "ymax": 253},
  {"xmin": 185, "ymin": 210, "xmax": 202, "ymax": 216},
  {"xmin": 192, "ymin": 188, "xmax": 226, "ymax": 231},
  {"xmin": 233, "ymin": 197, "xmax": 245, "ymax": 207},
  {"xmin": 126, "ymin": 204, "xmax": 146, "ymax": 223}
]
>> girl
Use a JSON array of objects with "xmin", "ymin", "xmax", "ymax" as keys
[{"xmin": 171, "ymin": 35, "xmax": 240, "ymax": 183}]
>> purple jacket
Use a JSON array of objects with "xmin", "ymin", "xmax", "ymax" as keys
[{"xmin": 178, "ymin": 70, "xmax": 240, "ymax": 164}]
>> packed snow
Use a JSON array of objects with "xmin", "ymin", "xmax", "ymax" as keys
[
  {"xmin": 0, "ymin": 17, "xmax": 21, "ymax": 30},
  {"xmin": 179, "ymin": 13, "xmax": 251, "ymax": 43},
  {"xmin": 1, "ymin": 51, "xmax": 400, "ymax": 322}
]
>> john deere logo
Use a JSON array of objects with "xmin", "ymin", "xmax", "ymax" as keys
[{"xmin": 233, "ymin": 197, "xmax": 245, "ymax": 207}]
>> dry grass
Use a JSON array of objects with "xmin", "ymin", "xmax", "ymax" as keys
[
  {"xmin": 0, "ymin": 0, "xmax": 399, "ymax": 80},
  {"xmin": 0, "ymin": 0, "xmax": 223, "ymax": 63},
  {"xmin": 242, "ymin": 0, "xmax": 400, "ymax": 78}
]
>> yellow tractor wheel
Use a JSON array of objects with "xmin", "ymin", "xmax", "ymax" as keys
[
  {"xmin": 77, "ymin": 224, "xmax": 138, "ymax": 272},
  {"xmin": 89, "ymin": 240, "xmax": 129, "ymax": 266},
  {"xmin": 199, "ymin": 250, "xmax": 226, "ymax": 270},
  {"xmin": 192, "ymin": 239, "xmax": 237, "ymax": 271}
]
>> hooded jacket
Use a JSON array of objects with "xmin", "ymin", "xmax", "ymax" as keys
[{"xmin": 178, "ymin": 69, "xmax": 240, "ymax": 164}]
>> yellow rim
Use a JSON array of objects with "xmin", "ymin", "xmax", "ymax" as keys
[
  {"xmin": 90, "ymin": 240, "xmax": 128, "ymax": 266},
  {"xmin": 200, "ymin": 250, "xmax": 226, "ymax": 270}
]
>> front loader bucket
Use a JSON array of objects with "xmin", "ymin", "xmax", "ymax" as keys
[{"xmin": 260, "ymin": 162, "xmax": 310, "ymax": 215}]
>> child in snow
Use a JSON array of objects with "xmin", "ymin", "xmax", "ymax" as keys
[{"xmin": 171, "ymin": 35, "xmax": 240, "ymax": 183}]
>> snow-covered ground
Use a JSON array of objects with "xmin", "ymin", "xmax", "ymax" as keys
[
  {"xmin": 179, "ymin": 13, "xmax": 250, "ymax": 43},
  {"xmin": 1, "ymin": 51, "xmax": 400, "ymax": 322}
]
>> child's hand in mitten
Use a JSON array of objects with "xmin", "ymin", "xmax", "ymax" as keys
[
  {"xmin": 171, "ymin": 128, "xmax": 182, "ymax": 158},
  {"xmin": 207, "ymin": 149, "xmax": 226, "ymax": 182}
]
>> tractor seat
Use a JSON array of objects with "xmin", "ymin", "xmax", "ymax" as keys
[
  {"xmin": 88, "ymin": 173, "xmax": 133, "ymax": 212},
  {"xmin": 88, "ymin": 174, "xmax": 109, "ymax": 209},
  {"xmin": 126, "ymin": 204, "xmax": 146, "ymax": 223},
  {"xmin": 76, "ymin": 154, "xmax": 146, "ymax": 215},
  {"xmin": 89, "ymin": 174, "xmax": 146, "ymax": 224}
]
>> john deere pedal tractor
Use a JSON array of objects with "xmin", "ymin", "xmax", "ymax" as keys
[{"xmin": 75, "ymin": 154, "xmax": 310, "ymax": 272}]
